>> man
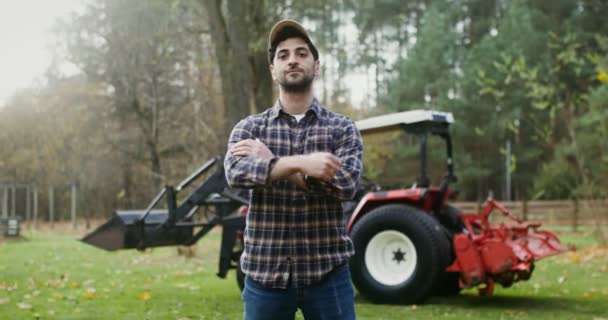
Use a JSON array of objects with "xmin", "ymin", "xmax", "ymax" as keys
[{"xmin": 224, "ymin": 19, "xmax": 363, "ymax": 320}]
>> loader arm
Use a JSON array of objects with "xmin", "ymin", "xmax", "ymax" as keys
[{"xmin": 82, "ymin": 157, "xmax": 250, "ymax": 281}]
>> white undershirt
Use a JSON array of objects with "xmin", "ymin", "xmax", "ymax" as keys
[{"xmin": 292, "ymin": 113, "xmax": 306, "ymax": 123}]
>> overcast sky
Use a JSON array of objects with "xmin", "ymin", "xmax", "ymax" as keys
[
  {"xmin": 0, "ymin": 0, "xmax": 84, "ymax": 105},
  {"xmin": 0, "ymin": 1, "xmax": 373, "ymax": 108}
]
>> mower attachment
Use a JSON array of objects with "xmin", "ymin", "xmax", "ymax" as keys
[{"xmin": 447, "ymin": 198, "xmax": 572, "ymax": 295}]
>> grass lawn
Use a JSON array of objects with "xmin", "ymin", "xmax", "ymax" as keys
[{"xmin": 0, "ymin": 225, "xmax": 607, "ymax": 320}]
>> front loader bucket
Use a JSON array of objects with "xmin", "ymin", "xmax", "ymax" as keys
[{"xmin": 81, "ymin": 210, "xmax": 193, "ymax": 251}]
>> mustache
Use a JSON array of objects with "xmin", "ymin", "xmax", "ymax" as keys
[{"xmin": 285, "ymin": 67, "xmax": 304, "ymax": 74}]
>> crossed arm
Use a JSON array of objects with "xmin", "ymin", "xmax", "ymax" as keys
[{"xmin": 224, "ymin": 118, "xmax": 363, "ymax": 200}]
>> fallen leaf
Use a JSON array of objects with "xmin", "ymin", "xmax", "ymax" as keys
[
  {"xmin": 137, "ymin": 291, "xmax": 151, "ymax": 301},
  {"xmin": 71, "ymin": 281, "xmax": 80, "ymax": 289},
  {"xmin": 17, "ymin": 302, "xmax": 32, "ymax": 310},
  {"xmin": 82, "ymin": 288, "xmax": 96, "ymax": 299},
  {"xmin": 571, "ymin": 254, "xmax": 581, "ymax": 264},
  {"xmin": 557, "ymin": 276, "xmax": 566, "ymax": 284},
  {"xmin": 2, "ymin": 282, "xmax": 18, "ymax": 291},
  {"xmin": 0, "ymin": 297, "xmax": 9, "ymax": 304},
  {"xmin": 46, "ymin": 280, "xmax": 63, "ymax": 288},
  {"xmin": 52, "ymin": 292, "xmax": 64, "ymax": 300}
]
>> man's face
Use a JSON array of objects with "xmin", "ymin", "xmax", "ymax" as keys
[{"xmin": 270, "ymin": 37, "xmax": 320, "ymax": 93}]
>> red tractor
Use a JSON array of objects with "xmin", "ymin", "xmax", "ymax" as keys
[
  {"xmin": 346, "ymin": 110, "xmax": 569, "ymax": 303},
  {"xmin": 83, "ymin": 110, "xmax": 569, "ymax": 305}
]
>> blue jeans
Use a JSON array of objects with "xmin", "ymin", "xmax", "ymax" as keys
[{"xmin": 242, "ymin": 264, "xmax": 356, "ymax": 320}]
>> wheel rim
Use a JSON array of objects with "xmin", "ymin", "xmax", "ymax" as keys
[{"xmin": 364, "ymin": 230, "xmax": 417, "ymax": 286}]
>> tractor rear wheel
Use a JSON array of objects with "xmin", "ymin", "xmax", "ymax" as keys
[{"xmin": 350, "ymin": 204, "xmax": 446, "ymax": 304}]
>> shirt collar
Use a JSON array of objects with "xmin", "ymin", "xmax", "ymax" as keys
[{"xmin": 270, "ymin": 98, "xmax": 322, "ymax": 120}]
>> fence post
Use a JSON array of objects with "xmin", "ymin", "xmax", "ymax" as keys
[
  {"xmin": 522, "ymin": 199, "xmax": 528, "ymax": 221},
  {"xmin": 572, "ymin": 198, "xmax": 579, "ymax": 232},
  {"xmin": 26, "ymin": 185, "xmax": 31, "ymax": 227},
  {"xmin": 49, "ymin": 187, "xmax": 54, "ymax": 229},
  {"xmin": 1, "ymin": 186, "xmax": 7, "ymax": 219},
  {"xmin": 33, "ymin": 188, "xmax": 38, "ymax": 229},
  {"xmin": 71, "ymin": 183, "xmax": 77, "ymax": 229},
  {"xmin": 10, "ymin": 185, "xmax": 16, "ymax": 218}
]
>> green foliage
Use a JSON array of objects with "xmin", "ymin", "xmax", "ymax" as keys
[
  {"xmin": 377, "ymin": 0, "xmax": 608, "ymax": 201},
  {"xmin": 384, "ymin": 3, "xmax": 458, "ymax": 111}
]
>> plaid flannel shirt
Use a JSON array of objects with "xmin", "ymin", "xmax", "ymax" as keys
[{"xmin": 224, "ymin": 99, "xmax": 363, "ymax": 288}]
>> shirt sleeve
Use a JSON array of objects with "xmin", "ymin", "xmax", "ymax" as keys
[
  {"xmin": 224, "ymin": 118, "xmax": 274, "ymax": 189},
  {"xmin": 305, "ymin": 119, "xmax": 363, "ymax": 200}
]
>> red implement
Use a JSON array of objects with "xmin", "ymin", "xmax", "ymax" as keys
[{"xmin": 447, "ymin": 198, "xmax": 572, "ymax": 295}]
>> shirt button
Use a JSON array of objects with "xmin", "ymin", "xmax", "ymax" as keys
[{"xmin": 283, "ymin": 272, "xmax": 289, "ymax": 281}]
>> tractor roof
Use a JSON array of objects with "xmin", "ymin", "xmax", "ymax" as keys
[{"xmin": 355, "ymin": 110, "xmax": 454, "ymax": 134}]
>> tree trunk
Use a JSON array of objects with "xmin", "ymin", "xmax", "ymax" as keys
[
  {"xmin": 201, "ymin": 0, "xmax": 252, "ymax": 144},
  {"xmin": 121, "ymin": 161, "xmax": 133, "ymax": 210},
  {"xmin": 251, "ymin": 52, "xmax": 274, "ymax": 113}
]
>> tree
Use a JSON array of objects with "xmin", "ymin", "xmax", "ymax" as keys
[{"xmin": 60, "ymin": 0, "xmax": 204, "ymax": 196}]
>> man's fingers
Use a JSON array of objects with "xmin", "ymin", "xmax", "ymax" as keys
[
  {"xmin": 231, "ymin": 138, "xmax": 274, "ymax": 158},
  {"xmin": 329, "ymin": 154, "xmax": 342, "ymax": 166},
  {"xmin": 231, "ymin": 146, "xmax": 251, "ymax": 155},
  {"xmin": 233, "ymin": 151, "xmax": 249, "ymax": 157},
  {"xmin": 233, "ymin": 139, "xmax": 255, "ymax": 148},
  {"xmin": 325, "ymin": 156, "xmax": 342, "ymax": 170}
]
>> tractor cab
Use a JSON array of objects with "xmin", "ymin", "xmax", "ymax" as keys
[
  {"xmin": 356, "ymin": 109, "xmax": 456, "ymax": 189},
  {"xmin": 348, "ymin": 110, "xmax": 461, "ymax": 232}
]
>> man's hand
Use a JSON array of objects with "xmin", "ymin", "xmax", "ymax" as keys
[
  {"xmin": 231, "ymin": 139, "xmax": 274, "ymax": 160},
  {"xmin": 300, "ymin": 152, "xmax": 342, "ymax": 181},
  {"xmin": 286, "ymin": 172, "xmax": 307, "ymax": 189}
]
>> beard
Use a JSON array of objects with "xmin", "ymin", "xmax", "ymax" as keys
[{"xmin": 278, "ymin": 71, "xmax": 314, "ymax": 93}]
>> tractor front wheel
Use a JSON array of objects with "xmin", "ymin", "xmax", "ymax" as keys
[{"xmin": 350, "ymin": 204, "xmax": 446, "ymax": 304}]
